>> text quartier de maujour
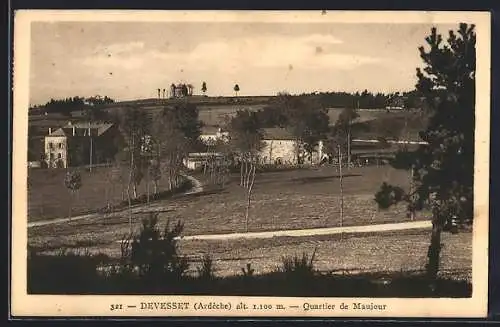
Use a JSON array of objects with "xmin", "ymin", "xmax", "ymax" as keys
[{"xmin": 303, "ymin": 302, "xmax": 387, "ymax": 311}]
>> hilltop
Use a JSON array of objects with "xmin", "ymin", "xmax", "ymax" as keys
[{"xmin": 29, "ymin": 95, "xmax": 428, "ymax": 142}]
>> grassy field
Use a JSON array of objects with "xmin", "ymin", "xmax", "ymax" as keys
[
  {"xmin": 27, "ymin": 166, "xmax": 178, "ymax": 221},
  {"xmin": 28, "ymin": 165, "xmax": 471, "ymax": 281},
  {"xmin": 29, "ymin": 166, "xmax": 432, "ymax": 250},
  {"xmin": 31, "ymin": 229, "xmax": 472, "ymax": 282},
  {"xmin": 179, "ymin": 229, "xmax": 472, "ymax": 280}
]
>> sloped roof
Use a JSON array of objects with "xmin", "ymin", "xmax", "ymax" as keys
[
  {"xmin": 47, "ymin": 122, "xmax": 114, "ymax": 137},
  {"xmin": 47, "ymin": 128, "xmax": 67, "ymax": 136},
  {"xmin": 201, "ymin": 125, "xmax": 222, "ymax": 135}
]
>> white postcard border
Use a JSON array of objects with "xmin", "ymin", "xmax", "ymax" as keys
[{"xmin": 11, "ymin": 10, "xmax": 491, "ymax": 318}]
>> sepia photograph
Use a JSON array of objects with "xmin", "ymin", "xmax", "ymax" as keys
[{"xmin": 11, "ymin": 10, "xmax": 490, "ymax": 317}]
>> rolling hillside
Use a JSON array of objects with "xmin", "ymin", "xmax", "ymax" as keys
[{"xmin": 29, "ymin": 96, "xmax": 428, "ymax": 142}]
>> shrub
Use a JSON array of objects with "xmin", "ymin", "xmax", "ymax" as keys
[
  {"xmin": 241, "ymin": 263, "xmax": 255, "ymax": 278},
  {"xmin": 121, "ymin": 213, "xmax": 189, "ymax": 282},
  {"xmin": 196, "ymin": 254, "xmax": 216, "ymax": 280},
  {"xmin": 279, "ymin": 248, "xmax": 317, "ymax": 280}
]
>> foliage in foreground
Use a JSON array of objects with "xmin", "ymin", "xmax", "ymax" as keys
[
  {"xmin": 27, "ymin": 216, "xmax": 471, "ymax": 297},
  {"xmin": 374, "ymin": 23, "xmax": 476, "ymax": 282}
]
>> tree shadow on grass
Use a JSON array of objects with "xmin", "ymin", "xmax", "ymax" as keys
[
  {"xmin": 182, "ymin": 188, "xmax": 230, "ymax": 199},
  {"xmin": 291, "ymin": 174, "xmax": 362, "ymax": 184}
]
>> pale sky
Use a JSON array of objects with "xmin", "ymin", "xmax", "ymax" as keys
[{"xmin": 29, "ymin": 21, "xmax": 458, "ymax": 106}]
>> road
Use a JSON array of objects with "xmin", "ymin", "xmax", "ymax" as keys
[
  {"xmin": 112, "ymin": 220, "xmax": 432, "ymax": 243},
  {"xmin": 175, "ymin": 220, "xmax": 432, "ymax": 241},
  {"xmin": 353, "ymin": 138, "xmax": 428, "ymax": 145}
]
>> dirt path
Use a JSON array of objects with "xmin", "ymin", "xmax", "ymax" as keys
[
  {"xmin": 28, "ymin": 175, "xmax": 204, "ymax": 228},
  {"xmin": 176, "ymin": 220, "xmax": 432, "ymax": 241}
]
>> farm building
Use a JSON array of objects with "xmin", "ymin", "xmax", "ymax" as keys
[
  {"xmin": 199, "ymin": 126, "xmax": 230, "ymax": 145},
  {"xmin": 189, "ymin": 126, "xmax": 326, "ymax": 168},
  {"xmin": 44, "ymin": 121, "xmax": 118, "ymax": 168},
  {"xmin": 259, "ymin": 128, "xmax": 326, "ymax": 166},
  {"xmin": 183, "ymin": 152, "xmax": 228, "ymax": 170}
]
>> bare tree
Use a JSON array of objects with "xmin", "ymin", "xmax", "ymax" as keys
[
  {"xmin": 148, "ymin": 157, "xmax": 161, "ymax": 195},
  {"xmin": 227, "ymin": 110, "xmax": 263, "ymax": 232},
  {"xmin": 243, "ymin": 156, "xmax": 257, "ymax": 232},
  {"xmin": 118, "ymin": 106, "xmax": 151, "ymax": 232},
  {"xmin": 338, "ymin": 145, "xmax": 344, "ymax": 238}
]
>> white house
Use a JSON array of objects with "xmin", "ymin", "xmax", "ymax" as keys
[
  {"xmin": 186, "ymin": 126, "xmax": 326, "ymax": 169},
  {"xmin": 199, "ymin": 126, "xmax": 229, "ymax": 145},
  {"xmin": 44, "ymin": 128, "xmax": 69, "ymax": 168},
  {"xmin": 183, "ymin": 152, "xmax": 227, "ymax": 170},
  {"xmin": 44, "ymin": 121, "xmax": 115, "ymax": 168},
  {"xmin": 259, "ymin": 128, "xmax": 326, "ymax": 165}
]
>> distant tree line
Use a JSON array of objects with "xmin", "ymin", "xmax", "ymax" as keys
[
  {"xmin": 295, "ymin": 90, "xmax": 425, "ymax": 110},
  {"xmin": 31, "ymin": 95, "xmax": 115, "ymax": 115}
]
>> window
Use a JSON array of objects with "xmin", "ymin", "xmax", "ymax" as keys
[
  {"xmin": 58, "ymin": 153, "xmax": 62, "ymax": 159},
  {"xmin": 58, "ymin": 143, "xmax": 63, "ymax": 149},
  {"xmin": 49, "ymin": 153, "xmax": 54, "ymax": 160},
  {"xmin": 49, "ymin": 142, "xmax": 54, "ymax": 150}
]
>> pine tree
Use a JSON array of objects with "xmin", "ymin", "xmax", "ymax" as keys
[
  {"xmin": 374, "ymin": 23, "xmax": 476, "ymax": 286},
  {"xmin": 201, "ymin": 81, "xmax": 207, "ymax": 96}
]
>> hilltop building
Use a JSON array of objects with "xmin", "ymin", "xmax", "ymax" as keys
[{"xmin": 169, "ymin": 83, "xmax": 194, "ymax": 98}]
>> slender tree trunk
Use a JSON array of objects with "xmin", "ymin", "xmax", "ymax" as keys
[
  {"xmin": 104, "ymin": 181, "xmax": 109, "ymax": 211},
  {"xmin": 338, "ymin": 146, "xmax": 344, "ymax": 236},
  {"xmin": 68, "ymin": 191, "xmax": 73, "ymax": 220},
  {"xmin": 210, "ymin": 158, "xmax": 215, "ymax": 184},
  {"xmin": 240, "ymin": 159, "xmax": 244, "ymax": 186},
  {"xmin": 168, "ymin": 168, "xmax": 173, "ymax": 190},
  {"xmin": 127, "ymin": 137, "xmax": 136, "ymax": 232},
  {"xmin": 426, "ymin": 218, "xmax": 442, "ymax": 290},
  {"xmin": 245, "ymin": 163, "xmax": 256, "ymax": 233},
  {"xmin": 146, "ymin": 163, "xmax": 150, "ymax": 204},
  {"xmin": 243, "ymin": 158, "xmax": 248, "ymax": 187},
  {"xmin": 132, "ymin": 183, "xmax": 138, "ymax": 199},
  {"xmin": 347, "ymin": 124, "xmax": 351, "ymax": 169},
  {"xmin": 269, "ymin": 141, "xmax": 273, "ymax": 165},
  {"xmin": 243, "ymin": 160, "xmax": 248, "ymax": 188},
  {"xmin": 409, "ymin": 167, "xmax": 415, "ymax": 220},
  {"xmin": 243, "ymin": 159, "xmax": 248, "ymax": 188}
]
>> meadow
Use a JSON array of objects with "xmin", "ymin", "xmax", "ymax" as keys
[
  {"xmin": 28, "ymin": 165, "xmax": 471, "ymax": 281},
  {"xmin": 31, "ymin": 167, "xmax": 425, "ymax": 250},
  {"xmin": 27, "ymin": 165, "xmax": 182, "ymax": 222}
]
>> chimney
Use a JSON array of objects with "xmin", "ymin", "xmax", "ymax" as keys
[
  {"xmin": 73, "ymin": 126, "xmax": 75, "ymax": 136},
  {"xmin": 48, "ymin": 128, "xmax": 52, "ymax": 135}
]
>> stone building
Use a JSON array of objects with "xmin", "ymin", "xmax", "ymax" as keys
[
  {"xmin": 259, "ymin": 128, "xmax": 325, "ymax": 165},
  {"xmin": 169, "ymin": 83, "xmax": 194, "ymax": 98},
  {"xmin": 44, "ymin": 121, "xmax": 117, "ymax": 168}
]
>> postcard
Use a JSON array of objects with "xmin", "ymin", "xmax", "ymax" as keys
[{"xmin": 11, "ymin": 10, "xmax": 490, "ymax": 318}]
